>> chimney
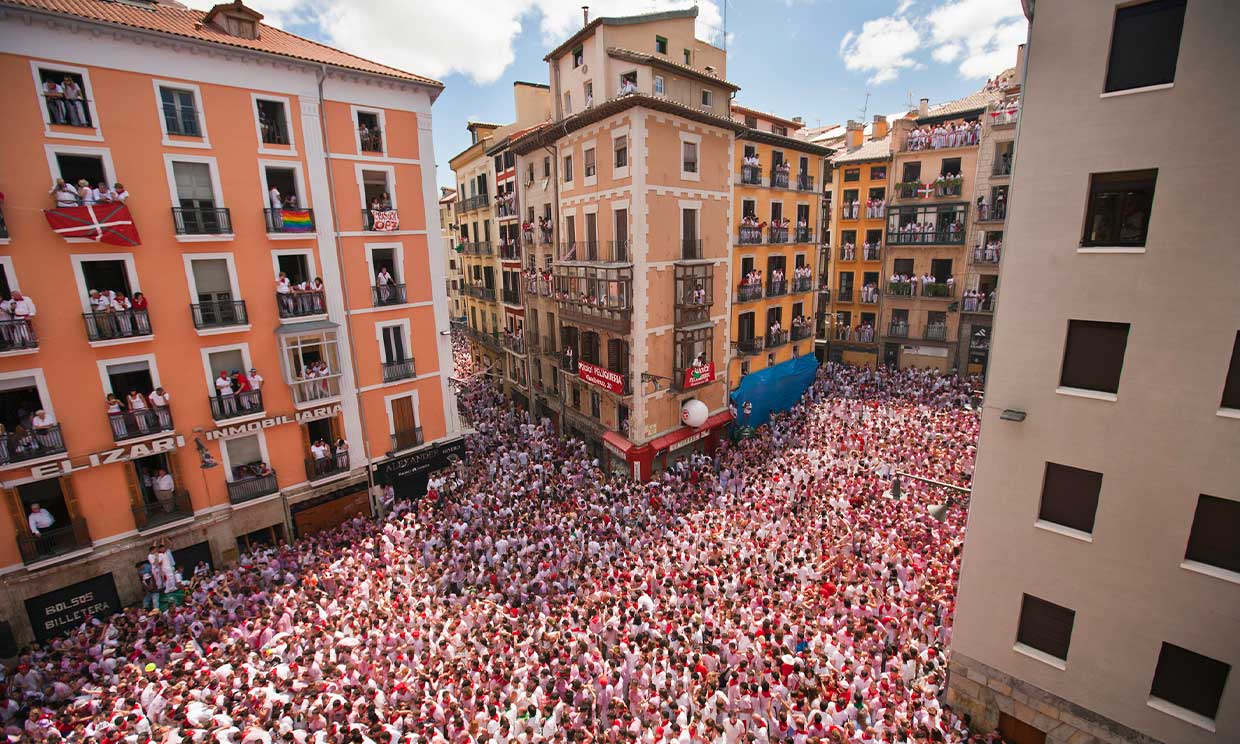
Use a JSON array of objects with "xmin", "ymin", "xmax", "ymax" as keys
[
  {"xmin": 792, "ymin": 116, "xmax": 803, "ymax": 125},
  {"xmin": 1014, "ymin": 44, "xmax": 1027, "ymax": 86},
  {"xmin": 582, "ymin": 6, "xmax": 589, "ymax": 25},
  {"xmin": 871, "ymin": 115, "xmax": 888, "ymax": 141},
  {"xmin": 918, "ymin": 97, "xmax": 930, "ymax": 117},
  {"xmin": 846, "ymin": 120, "xmax": 864, "ymax": 150}
]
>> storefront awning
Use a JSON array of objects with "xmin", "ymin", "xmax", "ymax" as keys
[
  {"xmin": 648, "ymin": 410, "xmax": 734, "ymax": 454},
  {"xmin": 602, "ymin": 430, "xmax": 634, "ymax": 456}
]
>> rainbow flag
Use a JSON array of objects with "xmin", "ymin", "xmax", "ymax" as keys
[{"xmin": 280, "ymin": 209, "xmax": 314, "ymax": 232}]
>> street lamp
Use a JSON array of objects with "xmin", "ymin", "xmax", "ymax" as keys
[{"xmin": 891, "ymin": 470, "xmax": 971, "ymax": 521}]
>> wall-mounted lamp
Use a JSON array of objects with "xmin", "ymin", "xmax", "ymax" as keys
[{"xmin": 999, "ymin": 409, "xmax": 1027, "ymax": 422}]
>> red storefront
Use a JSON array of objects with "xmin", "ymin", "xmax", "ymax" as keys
[{"xmin": 602, "ymin": 410, "xmax": 733, "ymax": 481}]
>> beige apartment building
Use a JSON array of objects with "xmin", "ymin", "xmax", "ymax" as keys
[
  {"xmin": 512, "ymin": 8, "xmax": 740, "ymax": 478},
  {"xmin": 439, "ymin": 188, "xmax": 465, "ymax": 323},
  {"xmin": 949, "ymin": 2, "xmax": 1240, "ymax": 744}
]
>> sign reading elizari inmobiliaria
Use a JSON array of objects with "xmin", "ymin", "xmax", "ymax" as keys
[
  {"xmin": 372, "ymin": 436, "xmax": 467, "ymax": 485},
  {"xmin": 25, "ymin": 573, "xmax": 120, "ymax": 642},
  {"xmin": 28, "ymin": 404, "xmax": 343, "ymax": 479}
]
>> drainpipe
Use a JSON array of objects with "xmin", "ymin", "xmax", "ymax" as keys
[{"xmin": 316, "ymin": 64, "xmax": 379, "ymax": 515}]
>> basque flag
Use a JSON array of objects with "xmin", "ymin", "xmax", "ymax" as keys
[{"xmin": 44, "ymin": 204, "xmax": 142, "ymax": 246}]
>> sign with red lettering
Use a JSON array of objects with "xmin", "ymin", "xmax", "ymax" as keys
[
  {"xmin": 578, "ymin": 361, "xmax": 626, "ymax": 395},
  {"xmin": 682, "ymin": 361, "xmax": 715, "ymax": 390},
  {"xmin": 370, "ymin": 209, "xmax": 400, "ymax": 231}
]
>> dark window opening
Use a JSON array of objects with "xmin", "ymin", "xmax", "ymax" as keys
[
  {"xmin": 1104, "ymin": 0, "xmax": 1186, "ymax": 93},
  {"xmin": 1059, "ymin": 320, "xmax": 1130, "ymax": 394},
  {"xmin": 1038, "ymin": 462, "xmax": 1102, "ymax": 534}
]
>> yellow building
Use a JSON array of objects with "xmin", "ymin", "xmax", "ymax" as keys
[
  {"xmin": 825, "ymin": 117, "xmax": 891, "ymax": 368},
  {"xmin": 729, "ymin": 104, "xmax": 832, "ymax": 385},
  {"xmin": 449, "ymin": 122, "xmax": 504, "ymax": 377}
]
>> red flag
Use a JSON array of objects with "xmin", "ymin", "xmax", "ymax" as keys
[{"xmin": 43, "ymin": 204, "xmax": 142, "ymax": 246}]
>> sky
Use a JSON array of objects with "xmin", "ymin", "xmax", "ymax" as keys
[{"xmin": 189, "ymin": 0, "xmax": 1027, "ymax": 189}]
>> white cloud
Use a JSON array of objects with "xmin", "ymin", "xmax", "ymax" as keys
[
  {"xmin": 198, "ymin": 0, "xmax": 722, "ymax": 86},
  {"xmin": 837, "ymin": 0, "xmax": 1025, "ymax": 85},
  {"xmin": 839, "ymin": 16, "xmax": 922, "ymax": 84}
]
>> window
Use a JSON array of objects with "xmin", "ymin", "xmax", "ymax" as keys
[
  {"xmin": 572, "ymin": 46, "xmax": 583, "ymax": 68},
  {"xmin": 543, "ymin": 156, "xmax": 551, "ymax": 178},
  {"xmin": 1082, "ymin": 170, "xmax": 1156, "ymax": 246},
  {"xmin": 255, "ymin": 98, "xmax": 289, "ymax": 145},
  {"xmin": 1038, "ymin": 462, "xmax": 1102, "ymax": 535},
  {"xmin": 1016, "ymin": 593, "xmax": 1075, "ymax": 661},
  {"xmin": 564, "ymin": 92, "xmax": 572, "ymax": 116},
  {"xmin": 744, "ymin": 115, "xmax": 757, "ymax": 128},
  {"xmin": 871, "ymin": 165, "xmax": 887, "ymax": 180},
  {"xmin": 1222, "ymin": 332, "xmax": 1240, "ymax": 410},
  {"xmin": 584, "ymin": 147, "xmax": 596, "ymax": 177},
  {"xmin": 655, "ymin": 36, "xmax": 668, "ymax": 54},
  {"xmin": 1184, "ymin": 495, "xmax": 1240, "ymax": 574},
  {"xmin": 1149, "ymin": 643, "xmax": 1230, "ymax": 721},
  {"xmin": 941, "ymin": 157, "xmax": 961, "ymax": 177},
  {"xmin": 591, "ymin": 391, "xmax": 601, "ymax": 418},
  {"xmin": 563, "ymin": 154, "xmax": 573, "ymax": 182},
  {"xmin": 584, "ymin": 81, "xmax": 593, "ymax": 107},
  {"xmin": 772, "ymin": 125, "xmax": 787, "ymax": 137},
  {"xmin": 682, "ymin": 142, "xmax": 698, "ymax": 173},
  {"xmin": 701, "ymin": 90, "xmax": 713, "ymax": 108},
  {"xmin": 614, "ymin": 135, "xmax": 628, "ymax": 169},
  {"xmin": 654, "ymin": 76, "xmax": 665, "ymax": 96},
  {"xmin": 172, "ymin": 160, "xmax": 228, "ymax": 235},
  {"xmin": 37, "ymin": 67, "xmax": 93, "ymax": 129},
  {"xmin": 1104, "ymin": 0, "xmax": 1186, "ymax": 93},
  {"xmin": 356, "ymin": 110, "xmax": 382, "ymax": 152},
  {"xmin": 683, "ymin": 48, "xmax": 691, "ymax": 65},
  {"xmin": 159, "ymin": 87, "xmax": 200, "ymax": 137},
  {"xmin": 1059, "ymin": 320, "xmax": 1130, "ymax": 394},
  {"xmin": 844, "ymin": 169, "xmax": 860, "ymax": 182}
]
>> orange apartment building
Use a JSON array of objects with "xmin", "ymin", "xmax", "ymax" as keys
[
  {"xmin": 729, "ymin": 104, "xmax": 831, "ymax": 384},
  {"xmin": 824, "ymin": 117, "xmax": 891, "ymax": 368},
  {"xmin": 511, "ymin": 7, "xmax": 740, "ymax": 478},
  {"xmin": 0, "ymin": 0, "xmax": 460, "ymax": 646}
]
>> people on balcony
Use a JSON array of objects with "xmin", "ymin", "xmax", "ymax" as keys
[
  {"xmin": 975, "ymin": 239, "xmax": 1002, "ymax": 263},
  {"xmin": 905, "ymin": 120, "xmax": 981, "ymax": 151},
  {"xmin": 742, "ymin": 153, "xmax": 760, "ymax": 168},
  {"xmin": 865, "ymin": 197, "xmax": 886, "ymax": 219},
  {"xmin": 860, "ymin": 283, "xmax": 879, "ymax": 303},
  {"xmin": 933, "ymin": 172, "xmax": 963, "ymax": 196},
  {"xmin": 51, "ymin": 179, "xmax": 79, "ymax": 207},
  {"xmin": 741, "ymin": 269, "xmax": 763, "ymax": 289},
  {"xmin": 842, "ymin": 200, "xmax": 859, "ymax": 219},
  {"xmin": 0, "ymin": 290, "xmax": 37, "ymax": 346},
  {"xmin": 894, "ymin": 220, "xmax": 962, "ymax": 243},
  {"xmin": 840, "ymin": 241, "xmax": 856, "ymax": 261},
  {"xmin": 375, "ymin": 266, "xmax": 396, "ymax": 303},
  {"xmin": 792, "ymin": 264, "xmax": 812, "ymax": 286},
  {"xmin": 962, "ymin": 288, "xmax": 997, "ymax": 312},
  {"xmin": 862, "ymin": 242, "xmax": 880, "ymax": 261},
  {"xmin": 27, "ymin": 502, "xmax": 55, "ymax": 536},
  {"xmin": 855, "ymin": 322, "xmax": 875, "ymax": 342},
  {"xmin": 691, "ymin": 283, "xmax": 707, "ymax": 305}
]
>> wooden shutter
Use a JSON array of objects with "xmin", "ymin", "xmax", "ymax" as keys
[
  {"xmin": 300, "ymin": 421, "xmax": 312, "ymax": 457},
  {"xmin": 329, "ymin": 414, "xmax": 343, "ymax": 442},
  {"xmin": 1016, "ymin": 594, "xmax": 1075, "ymax": 660},
  {"xmin": 392, "ymin": 396, "xmax": 416, "ymax": 434},
  {"xmin": 59, "ymin": 476, "xmax": 80, "ymax": 517},
  {"xmin": 3, "ymin": 488, "xmax": 24, "ymax": 536},
  {"xmin": 1150, "ymin": 642, "xmax": 1230, "ymax": 719},
  {"xmin": 167, "ymin": 451, "xmax": 184, "ymax": 495},
  {"xmin": 1184, "ymin": 494, "xmax": 1240, "ymax": 573},
  {"xmin": 1038, "ymin": 462, "xmax": 1102, "ymax": 534}
]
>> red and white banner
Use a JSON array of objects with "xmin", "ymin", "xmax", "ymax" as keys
[
  {"xmin": 370, "ymin": 209, "xmax": 400, "ymax": 231},
  {"xmin": 578, "ymin": 361, "xmax": 626, "ymax": 395},
  {"xmin": 682, "ymin": 361, "xmax": 715, "ymax": 390},
  {"xmin": 44, "ymin": 204, "xmax": 142, "ymax": 246}
]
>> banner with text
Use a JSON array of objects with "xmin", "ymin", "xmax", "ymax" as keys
[
  {"xmin": 578, "ymin": 361, "xmax": 626, "ymax": 395},
  {"xmin": 682, "ymin": 361, "xmax": 716, "ymax": 390}
]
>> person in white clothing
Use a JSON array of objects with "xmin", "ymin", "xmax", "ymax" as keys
[
  {"xmin": 310, "ymin": 439, "xmax": 331, "ymax": 475},
  {"xmin": 149, "ymin": 387, "xmax": 172, "ymax": 430},
  {"xmin": 246, "ymin": 368, "xmax": 264, "ymax": 393},
  {"xmin": 275, "ymin": 273, "xmax": 293, "ymax": 315},
  {"xmin": 376, "ymin": 267, "xmax": 394, "ymax": 304},
  {"xmin": 8, "ymin": 291, "xmax": 36, "ymax": 348},
  {"xmin": 215, "ymin": 371, "xmax": 237, "ymax": 415},
  {"xmin": 153, "ymin": 469, "xmax": 175, "ymax": 513},
  {"xmin": 269, "ymin": 186, "xmax": 283, "ymax": 230},
  {"xmin": 27, "ymin": 503, "xmax": 55, "ymax": 536}
]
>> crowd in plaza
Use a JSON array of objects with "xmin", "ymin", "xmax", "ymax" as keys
[{"xmin": 0, "ymin": 333, "xmax": 1006, "ymax": 744}]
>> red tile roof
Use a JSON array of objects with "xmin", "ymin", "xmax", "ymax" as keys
[{"xmin": 4, "ymin": 0, "xmax": 442, "ymax": 87}]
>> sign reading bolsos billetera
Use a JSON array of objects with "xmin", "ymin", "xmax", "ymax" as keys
[
  {"xmin": 27, "ymin": 404, "xmax": 342, "ymax": 479},
  {"xmin": 25, "ymin": 573, "xmax": 120, "ymax": 642}
]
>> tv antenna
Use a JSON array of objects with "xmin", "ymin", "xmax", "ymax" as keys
[{"xmin": 857, "ymin": 92, "xmax": 870, "ymax": 122}]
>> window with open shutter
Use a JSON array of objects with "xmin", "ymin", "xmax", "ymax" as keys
[
  {"xmin": 391, "ymin": 396, "xmax": 418, "ymax": 449},
  {"xmin": 1015, "ymin": 593, "xmax": 1075, "ymax": 660},
  {"xmin": 1037, "ymin": 462, "xmax": 1102, "ymax": 534}
]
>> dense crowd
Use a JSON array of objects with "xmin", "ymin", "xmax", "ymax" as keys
[{"xmin": 1, "ymin": 337, "xmax": 998, "ymax": 743}]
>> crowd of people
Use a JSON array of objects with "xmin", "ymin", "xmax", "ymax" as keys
[
  {"xmin": 971, "ymin": 240, "xmax": 1001, "ymax": 265},
  {"xmin": 903, "ymin": 122, "xmax": 980, "ymax": 152},
  {"xmin": 0, "ymin": 332, "xmax": 1005, "ymax": 743}
]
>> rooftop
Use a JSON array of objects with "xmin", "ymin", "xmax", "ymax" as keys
[
  {"xmin": 606, "ymin": 47, "xmax": 739, "ymax": 91},
  {"xmin": 730, "ymin": 103, "xmax": 803, "ymax": 130},
  {"xmin": 545, "ymin": 6, "xmax": 699, "ymax": 62},
  {"xmin": 3, "ymin": 0, "xmax": 443, "ymax": 89},
  {"xmin": 831, "ymin": 135, "xmax": 892, "ymax": 164}
]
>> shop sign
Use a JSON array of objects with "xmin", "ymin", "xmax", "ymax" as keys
[
  {"xmin": 204, "ymin": 403, "xmax": 342, "ymax": 440},
  {"xmin": 578, "ymin": 361, "xmax": 626, "ymax": 395},
  {"xmin": 669, "ymin": 428, "xmax": 711, "ymax": 453},
  {"xmin": 25, "ymin": 574, "xmax": 120, "ymax": 642},
  {"xmin": 682, "ymin": 360, "xmax": 715, "ymax": 390},
  {"xmin": 373, "ymin": 436, "xmax": 467, "ymax": 485}
]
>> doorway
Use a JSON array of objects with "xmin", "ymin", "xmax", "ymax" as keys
[{"xmin": 55, "ymin": 154, "xmax": 107, "ymax": 188}]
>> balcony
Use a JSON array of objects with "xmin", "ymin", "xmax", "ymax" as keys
[
  {"xmin": 391, "ymin": 427, "xmax": 424, "ymax": 452},
  {"xmin": 463, "ymin": 285, "xmax": 496, "ymax": 302},
  {"xmin": 962, "ymin": 292, "xmax": 997, "ymax": 314},
  {"xmin": 993, "ymin": 159, "xmax": 1013, "ymax": 177},
  {"xmin": 924, "ymin": 324, "xmax": 948, "ymax": 341},
  {"xmin": 382, "ymin": 357, "xmax": 416, "ymax": 383},
  {"xmin": 766, "ymin": 280, "xmax": 787, "ymax": 297},
  {"xmin": 863, "ymin": 244, "xmax": 881, "ymax": 261},
  {"xmin": 736, "ymin": 283, "xmax": 763, "ymax": 303},
  {"xmin": 464, "ymin": 241, "xmax": 494, "ymax": 256},
  {"xmin": 305, "ymin": 451, "xmax": 350, "ymax": 481},
  {"xmin": 768, "ymin": 227, "xmax": 789, "ymax": 244},
  {"xmin": 609, "ymin": 240, "xmax": 631, "ymax": 263},
  {"xmin": 840, "ymin": 203, "xmax": 860, "ymax": 220},
  {"xmin": 836, "ymin": 288, "xmax": 854, "ymax": 303},
  {"xmin": 921, "ymin": 283, "xmax": 955, "ymax": 300},
  {"xmin": 859, "ymin": 287, "xmax": 880, "ymax": 305},
  {"xmin": 887, "ymin": 322, "xmax": 909, "ymax": 338},
  {"xmin": 372, "ymin": 283, "xmax": 407, "ymax": 306},
  {"xmin": 791, "ymin": 276, "xmax": 814, "ymax": 294},
  {"xmin": 887, "ymin": 281, "xmax": 914, "ymax": 297},
  {"xmin": 887, "ymin": 228, "xmax": 966, "ymax": 246},
  {"xmin": 499, "ymin": 243, "xmax": 521, "ymax": 261},
  {"xmin": 796, "ymin": 174, "xmax": 816, "ymax": 192},
  {"xmin": 191, "ymin": 300, "xmax": 248, "ymax": 330},
  {"xmin": 361, "ymin": 209, "xmax": 400, "ymax": 231},
  {"xmin": 539, "ymin": 227, "xmax": 554, "ymax": 245},
  {"xmin": 17, "ymin": 518, "xmax": 89, "ymax": 565},
  {"xmin": 977, "ymin": 204, "xmax": 1008, "ymax": 223},
  {"xmin": 989, "ymin": 99, "xmax": 1020, "ymax": 127},
  {"xmin": 172, "ymin": 207, "xmax": 232, "ymax": 235},
  {"xmin": 83, "ymin": 309, "xmax": 152, "ymax": 342},
  {"xmin": 766, "ymin": 330, "xmax": 789, "ymax": 348},
  {"xmin": 109, "ymin": 407, "xmax": 173, "ymax": 442},
  {"xmin": 276, "ymin": 290, "xmax": 326, "ymax": 319},
  {"xmin": 681, "ymin": 239, "xmax": 703, "ymax": 260},
  {"xmin": 43, "ymin": 93, "xmax": 95, "ymax": 128},
  {"xmin": 971, "ymin": 247, "xmax": 1001, "ymax": 265},
  {"xmin": 290, "ymin": 374, "xmax": 341, "ymax": 406},
  {"xmin": 675, "ymin": 262, "xmax": 714, "ymax": 326},
  {"xmin": 496, "ymin": 199, "xmax": 518, "ymax": 219},
  {"xmin": 770, "ymin": 168, "xmax": 790, "ymax": 189},
  {"xmin": 264, "ymin": 208, "xmax": 315, "ymax": 234},
  {"xmin": 894, "ymin": 182, "xmax": 922, "ymax": 200},
  {"xmin": 791, "ymin": 324, "xmax": 813, "ymax": 341},
  {"xmin": 736, "ymin": 337, "xmax": 764, "ymax": 356},
  {"xmin": 794, "ymin": 227, "xmax": 813, "ymax": 243},
  {"xmin": 360, "ymin": 127, "xmax": 384, "ymax": 152},
  {"xmin": 503, "ymin": 334, "xmax": 525, "ymax": 354},
  {"xmin": 0, "ymin": 319, "xmax": 38, "ymax": 352},
  {"xmin": 132, "ymin": 490, "xmax": 192, "ymax": 531},
  {"xmin": 460, "ymin": 194, "xmax": 489, "ymax": 212},
  {"xmin": 738, "ymin": 226, "xmax": 763, "ymax": 245},
  {"xmin": 558, "ymin": 303, "xmax": 631, "ymax": 334},
  {"xmin": 934, "ymin": 180, "xmax": 963, "ymax": 198},
  {"xmin": 502, "ymin": 288, "xmax": 522, "ymax": 305},
  {"xmin": 209, "ymin": 390, "xmax": 264, "ymax": 421},
  {"xmin": 227, "ymin": 472, "xmax": 278, "ymax": 505},
  {"xmin": 0, "ymin": 424, "xmax": 66, "ymax": 466},
  {"xmin": 738, "ymin": 165, "xmax": 762, "ymax": 185}
]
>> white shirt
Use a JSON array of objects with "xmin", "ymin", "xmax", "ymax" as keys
[
  {"xmin": 276, "ymin": 277, "xmax": 291, "ymax": 295},
  {"xmin": 247, "ymin": 373, "xmax": 264, "ymax": 390},
  {"xmin": 149, "ymin": 390, "xmax": 170, "ymax": 407},
  {"xmin": 311, "ymin": 443, "xmax": 330, "ymax": 460},
  {"xmin": 376, "ymin": 270, "xmax": 392, "ymax": 286},
  {"xmin": 269, "ymin": 188, "xmax": 282, "ymax": 209},
  {"xmin": 155, "ymin": 473, "xmax": 175, "ymax": 492},
  {"xmin": 32, "ymin": 413, "xmax": 54, "ymax": 428},
  {"xmin": 216, "ymin": 376, "xmax": 234, "ymax": 395},
  {"xmin": 11, "ymin": 298, "xmax": 35, "ymax": 318},
  {"xmin": 28, "ymin": 509, "xmax": 54, "ymax": 535}
]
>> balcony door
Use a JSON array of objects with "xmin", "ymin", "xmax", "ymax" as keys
[
  {"xmin": 682, "ymin": 208, "xmax": 699, "ymax": 259},
  {"xmin": 106, "ymin": 360, "xmax": 154, "ymax": 401},
  {"xmin": 81, "ymin": 259, "xmax": 132, "ymax": 301},
  {"xmin": 191, "ymin": 258, "xmax": 236, "ymax": 326},
  {"xmin": 126, "ymin": 452, "xmax": 182, "ymax": 523},
  {"xmin": 391, "ymin": 395, "xmax": 419, "ymax": 449},
  {"xmin": 738, "ymin": 312, "xmax": 755, "ymax": 341},
  {"xmin": 8, "ymin": 476, "xmax": 80, "ymax": 561},
  {"xmin": 55, "ymin": 154, "xmax": 107, "ymax": 189},
  {"xmin": 277, "ymin": 254, "xmax": 310, "ymax": 285},
  {"xmin": 173, "ymin": 162, "xmax": 215, "ymax": 210},
  {"xmin": 382, "ymin": 325, "xmax": 407, "ymax": 363},
  {"xmin": 613, "ymin": 209, "xmax": 629, "ymax": 262},
  {"xmin": 585, "ymin": 213, "xmax": 599, "ymax": 260}
]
